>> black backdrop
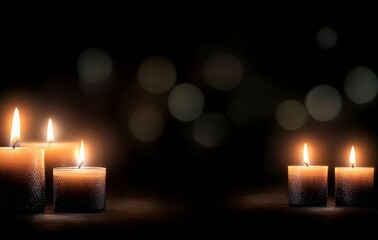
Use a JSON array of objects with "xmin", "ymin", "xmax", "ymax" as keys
[{"xmin": 2, "ymin": 12, "xmax": 378, "ymax": 232}]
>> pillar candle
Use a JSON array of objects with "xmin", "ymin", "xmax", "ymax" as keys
[
  {"xmin": 288, "ymin": 143, "xmax": 328, "ymax": 206},
  {"xmin": 335, "ymin": 146, "xmax": 374, "ymax": 206},
  {"xmin": 0, "ymin": 108, "xmax": 45, "ymax": 213},
  {"xmin": 21, "ymin": 118, "xmax": 79, "ymax": 202},
  {"xmin": 53, "ymin": 140, "xmax": 106, "ymax": 212}
]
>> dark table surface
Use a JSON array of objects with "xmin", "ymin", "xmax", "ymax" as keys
[{"xmin": 2, "ymin": 186, "xmax": 378, "ymax": 237}]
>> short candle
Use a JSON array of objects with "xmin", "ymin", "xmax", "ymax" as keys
[
  {"xmin": 288, "ymin": 143, "xmax": 328, "ymax": 206},
  {"xmin": 53, "ymin": 140, "xmax": 106, "ymax": 212},
  {"xmin": 335, "ymin": 146, "xmax": 374, "ymax": 206},
  {"xmin": 0, "ymin": 108, "xmax": 45, "ymax": 213}
]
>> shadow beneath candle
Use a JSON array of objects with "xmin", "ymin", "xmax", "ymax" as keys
[
  {"xmin": 0, "ymin": 214, "xmax": 34, "ymax": 237},
  {"xmin": 5, "ymin": 184, "xmax": 378, "ymax": 237},
  {"xmin": 225, "ymin": 184, "xmax": 378, "ymax": 228},
  {"xmin": 25, "ymin": 194, "xmax": 191, "ymax": 236}
]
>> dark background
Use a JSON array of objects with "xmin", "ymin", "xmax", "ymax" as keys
[{"xmin": 2, "ymin": 11, "xmax": 378, "ymax": 233}]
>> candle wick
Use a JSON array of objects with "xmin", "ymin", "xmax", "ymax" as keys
[
  {"xmin": 12, "ymin": 139, "xmax": 20, "ymax": 149},
  {"xmin": 78, "ymin": 161, "xmax": 84, "ymax": 169},
  {"xmin": 352, "ymin": 163, "xmax": 356, "ymax": 168},
  {"xmin": 48, "ymin": 141, "xmax": 52, "ymax": 145},
  {"xmin": 304, "ymin": 161, "xmax": 309, "ymax": 167}
]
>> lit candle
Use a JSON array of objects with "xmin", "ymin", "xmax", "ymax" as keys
[
  {"xmin": 0, "ymin": 108, "xmax": 45, "ymax": 213},
  {"xmin": 288, "ymin": 143, "xmax": 328, "ymax": 206},
  {"xmin": 53, "ymin": 140, "xmax": 106, "ymax": 212},
  {"xmin": 21, "ymin": 118, "xmax": 79, "ymax": 202},
  {"xmin": 335, "ymin": 146, "xmax": 374, "ymax": 206}
]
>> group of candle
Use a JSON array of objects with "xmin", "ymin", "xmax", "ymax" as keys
[
  {"xmin": 288, "ymin": 143, "xmax": 374, "ymax": 206},
  {"xmin": 0, "ymin": 108, "xmax": 106, "ymax": 213}
]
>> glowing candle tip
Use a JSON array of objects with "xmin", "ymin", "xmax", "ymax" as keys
[
  {"xmin": 78, "ymin": 140, "xmax": 85, "ymax": 168},
  {"xmin": 350, "ymin": 146, "xmax": 356, "ymax": 168},
  {"xmin": 303, "ymin": 143, "xmax": 310, "ymax": 167},
  {"xmin": 47, "ymin": 118, "xmax": 55, "ymax": 144},
  {"xmin": 10, "ymin": 107, "xmax": 20, "ymax": 148}
]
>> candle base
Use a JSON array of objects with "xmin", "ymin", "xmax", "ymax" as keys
[
  {"xmin": 335, "ymin": 193, "xmax": 374, "ymax": 206},
  {"xmin": 335, "ymin": 167, "xmax": 374, "ymax": 206},
  {"xmin": 288, "ymin": 176, "xmax": 328, "ymax": 206},
  {"xmin": 0, "ymin": 147, "xmax": 45, "ymax": 214},
  {"xmin": 53, "ymin": 167, "xmax": 106, "ymax": 213},
  {"xmin": 0, "ymin": 182, "xmax": 45, "ymax": 214},
  {"xmin": 54, "ymin": 200, "xmax": 106, "ymax": 213},
  {"xmin": 335, "ymin": 182, "xmax": 374, "ymax": 206}
]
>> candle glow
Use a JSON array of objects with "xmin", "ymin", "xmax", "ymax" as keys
[
  {"xmin": 78, "ymin": 140, "xmax": 85, "ymax": 168},
  {"xmin": 47, "ymin": 118, "xmax": 55, "ymax": 143},
  {"xmin": 303, "ymin": 143, "xmax": 310, "ymax": 166},
  {"xmin": 10, "ymin": 108, "xmax": 20, "ymax": 148},
  {"xmin": 350, "ymin": 146, "xmax": 356, "ymax": 168}
]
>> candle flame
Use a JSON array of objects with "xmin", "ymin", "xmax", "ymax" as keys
[
  {"xmin": 78, "ymin": 140, "xmax": 85, "ymax": 168},
  {"xmin": 47, "ymin": 118, "xmax": 55, "ymax": 143},
  {"xmin": 303, "ymin": 143, "xmax": 310, "ymax": 167},
  {"xmin": 350, "ymin": 146, "xmax": 356, "ymax": 168},
  {"xmin": 10, "ymin": 108, "xmax": 20, "ymax": 148}
]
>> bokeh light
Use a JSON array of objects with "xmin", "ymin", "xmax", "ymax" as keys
[
  {"xmin": 77, "ymin": 47, "xmax": 113, "ymax": 84},
  {"xmin": 168, "ymin": 83, "xmax": 204, "ymax": 122},
  {"xmin": 138, "ymin": 55, "xmax": 177, "ymax": 94},
  {"xmin": 77, "ymin": 47, "xmax": 114, "ymax": 97},
  {"xmin": 305, "ymin": 84, "xmax": 342, "ymax": 122},
  {"xmin": 191, "ymin": 112, "xmax": 229, "ymax": 148},
  {"xmin": 276, "ymin": 100, "xmax": 308, "ymax": 130},
  {"xmin": 344, "ymin": 66, "xmax": 378, "ymax": 104},
  {"xmin": 129, "ymin": 108, "xmax": 165, "ymax": 142},
  {"xmin": 316, "ymin": 27, "xmax": 338, "ymax": 50},
  {"xmin": 204, "ymin": 52, "xmax": 243, "ymax": 91}
]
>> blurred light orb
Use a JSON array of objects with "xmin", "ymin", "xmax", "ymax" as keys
[
  {"xmin": 138, "ymin": 55, "xmax": 177, "ymax": 94},
  {"xmin": 316, "ymin": 27, "xmax": 338, "ymax": 50},
  {"xmin": 77, "ymin": 47, "xmax": 113, "ymax": 84},
  {"xmin": 344, "ymin": 66, "xmax": 378, "ymax": 104},
  {"xmin": 168, "ymin": 83, "xmax": 204, "ymax": 122},
  {"xmin": 305, "ymin": 84, "xmax": 342, "ymax": 122},
  {"xmin": 129, "ymin": 108, "xmax": 165, "ymax": 142},
  {"xmin": 204, "ymin": 52, "xmax": 243, "ymax": 90},
  {"xmin": 276, "ymin": 100, "xmax": 308, "ymax": 130},
  {"xmin": 192, "ymin": 112, "xmax": 229, "ymax": 148}
]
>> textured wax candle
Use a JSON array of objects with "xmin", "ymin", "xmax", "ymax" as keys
[
  {"xmin": 335, "ymin": 146, "xmax": 374, "ymax": 206},
  {"xmin": 53, "ymin": 141, "xmax": 106, "ymax": 212},
  {"xmin": 22, "ymin": 119, "xmax": 79, "ymax": 202},
  {"xmin": 0, "ymin": 108, "xmax": 45, "ymax": 213},
  {"xmin": 288, "ymin": 143, "xmax": 328, "ymax": 206}
]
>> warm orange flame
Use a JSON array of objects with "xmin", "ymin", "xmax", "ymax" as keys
[
  {"xmin": 303, "ymin": 143, "xmax": 310, "ymax": 166},
  {"xmin": 10, "ymin": 108, "xmax": 20, "ymax": 147},
  {"xmin": 350, "ymin": 146, "xmax": 356, "ymax": 168},
  {"xmin": 47, "ymin": 118, "xmax": 55, "ymax": 143},
  {"xmin": 78, "ymin": 140, "xmax": 85, "ymax": 167}
]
